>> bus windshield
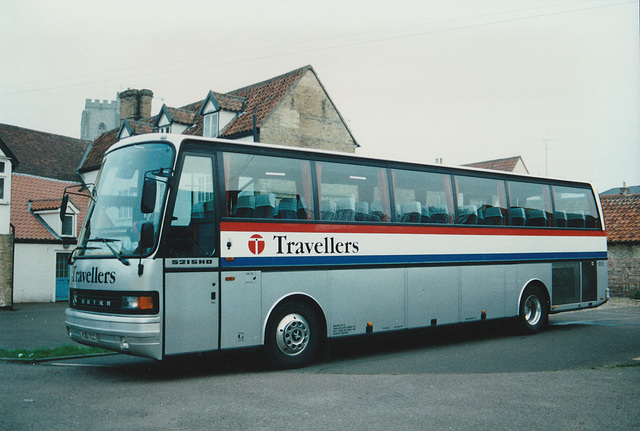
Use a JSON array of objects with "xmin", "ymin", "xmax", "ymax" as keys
[{"xmin": 77, "ymin": 142, "xmax": 175, "ymax": 259}]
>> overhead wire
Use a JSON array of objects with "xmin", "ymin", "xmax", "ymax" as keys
[{"xmin": 0, "ymin": 0, "xmax": 633, "ymax": 96}]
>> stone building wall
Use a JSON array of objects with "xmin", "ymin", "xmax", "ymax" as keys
[
  {"xmin": 260, "ymin": 72, "xmax": 356, "ymax": 153},
  {"xmin": 607, "ymin": 242, "xmax": 640, "ymax": 297},
  {"xmin": 80, "ymin": 99, "xmax": 119, "ymax": 141},
  {"xmin": 0, "ymin": 234, "xmax": 13, "ymax": 308}
]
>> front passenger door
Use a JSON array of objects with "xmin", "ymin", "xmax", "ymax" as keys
[{"xmin": 163, "ymin": 154, "xmax": 219, "ymax": 356}]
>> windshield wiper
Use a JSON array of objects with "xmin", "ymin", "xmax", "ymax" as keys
[
  {"xmin": 68, "ymin": 245, "xmax": 99, "ymax": 264},
  {"xmin": 87, "ymin": 238, "xmax": 130, "ymax": 266}
]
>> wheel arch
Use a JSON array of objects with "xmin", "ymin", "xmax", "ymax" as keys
[
  {"xmin": 262, "ymin": 293, "xmax": 328, "ymax": 345},
  {"xmin": 518, "ymin": 279, "xmax": 550, "ymax": 312}
]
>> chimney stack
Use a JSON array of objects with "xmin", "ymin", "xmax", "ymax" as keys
[
  {"xmin": 620, "ymin": 182, "xmax": 630, "ymax": 195},
  {"xmin": 119, "ymin": 89, "xmax": 154, "ymax": 124}
]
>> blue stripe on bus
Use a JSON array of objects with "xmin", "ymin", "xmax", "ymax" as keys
[{"xmin": 221, "ymin": 251, "xmax": 607, "ymax": 268}]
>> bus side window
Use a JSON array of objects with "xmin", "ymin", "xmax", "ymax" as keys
[
  {"xmin": 507, "ymin": 181, "xmax": 552, "ymax": 227},
  {"xmin": 223, "ymin": 152, "xmax": 315, "ymax": 221},
  {"xmin": 552, "ymin": 185, "xmax": 600, "ymax": 229},
  {"xmin": 166, "ymin": 155, "xmax": 216, "ymax": 257},
  {"xmin": 317, "ymin": 161, "xmax": 390, "ymax": 223},
  {"xmin": 454, "ymin": 176, "xmax": 507, "ymax": 226},
  {"xmin": 392, "ymin": 169, "xmax": 454, "ymax": 224}
]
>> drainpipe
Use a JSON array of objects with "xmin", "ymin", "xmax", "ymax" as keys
[
  {"xmin": 252, "ymin": 110, "xmax": 259, "ymax": 143},
  {"xmin": 9, "ymin": 223, "xmax": 15, "ymax": 310}
]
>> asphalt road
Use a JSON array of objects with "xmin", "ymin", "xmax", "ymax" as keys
[{"xmin": 1, "ymin": 300, "xmax": 639, "ymax": 430}]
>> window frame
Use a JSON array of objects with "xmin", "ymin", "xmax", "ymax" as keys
[
  {"xmin": 162, "ymin": 152, "xmax": 218, "ymax": 258},
  {"xmin": 0, "ymin": 160, "xmax": 6, "ymax": 203},
  {"xmin": 221, "ymin": 150, "xmax": 316, "ymax": 221},
  {"xmin": 315, "ymin": 159, "xmax": 391, "ymax": 223},
  {"xmin": 203, "ymin": 112, "xmax": 219, "ymax": 138}
]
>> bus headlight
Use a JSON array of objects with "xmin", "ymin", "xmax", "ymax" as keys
[{"xmin": 122, "ymin": 295, "xmax": 155, "ymax": 311}]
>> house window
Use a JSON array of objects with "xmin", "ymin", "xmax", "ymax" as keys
[
  {"xmin": 203, "ymin": 112, "xmax": 219, "ymax": 138},
  {"xmin": 0, "ymin": 161, "xmax": 5, "ymax": 202},
  {"xmin": 56, "ymin": 253, "xmax": 70, "ymax": 278},
  {"xmin": 62, "ymin": 215, "xmax": 74, "ymax": 236},
  {"xmin": 159, "ymin": 125, "xmax": 171, "ymax": 134}
]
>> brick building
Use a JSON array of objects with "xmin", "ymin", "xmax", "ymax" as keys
[
  {"xmin": 79, "ymin": 65, "xmax": 358, "ymax": 184},
  {"xmin": 0, "ymin": 124, "xmax": 90, "ymax": 304},
  {"xmin": 600, "ymin": 191, "xmax": 640, "ymax": 297},
  {"xmin": 0, "ymin": 136, "xmax": 18, "ymax": 307}
]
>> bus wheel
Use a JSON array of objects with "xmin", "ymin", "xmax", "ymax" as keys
[
  {"xmin": 265, "ymin": 302, "xmax": 319, "ymax": 369},
  {"xmin": 519, "ymin": 285, "xmax": 548, "ymax": 334}
]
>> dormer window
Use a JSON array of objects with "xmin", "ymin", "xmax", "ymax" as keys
[
  {"xmin": 203, "ymin": 112, "xmax": 219, "ymax": 138},
  {"xmin": 61, "ymin": 214, "xmax": 74, "ymax": 236},
  {"xmin": 158, "ymin": 125, "xmax": 171, "ymax": 134}
]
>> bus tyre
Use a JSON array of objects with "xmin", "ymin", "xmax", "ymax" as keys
[
  {"xmin": 265, "ymin": 302, "xmax": 320, "ymax": 369},
  {"xmin": 519, "ymin": 286, "xmax": 548, "ymax": 334}
]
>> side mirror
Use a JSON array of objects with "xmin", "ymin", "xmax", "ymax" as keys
[
  {"xmin": 60, "ymin": 194, "xmax": 69, "ymax": 222},
  {"xmin": 139, "ymin": 222, "xmax": 155, "ymax": 250},
  {"xmin": 141, "ymin": 179, "xmax": 157, "ymax": 214}
]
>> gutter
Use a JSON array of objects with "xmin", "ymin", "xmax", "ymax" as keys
[{"xmin": 27, "ymin": 201, "xmax": 62, "ymax": 242}]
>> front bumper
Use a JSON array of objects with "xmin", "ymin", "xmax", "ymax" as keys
[{"xmin": 65, "ymin": 308, "xmax": 162, "ymax": 360}]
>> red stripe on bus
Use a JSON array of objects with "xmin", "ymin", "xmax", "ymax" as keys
[{"xmin": 220, "ymin": 221, "xmax": 606, "ymax": 237}]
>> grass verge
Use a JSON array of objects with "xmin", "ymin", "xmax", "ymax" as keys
[
  {"xmin": 611, "ymin": 362, "xmax": 640, "ymax": 369},
  {"xmin": 0, "ymin": 344, "xmax": 112, "ymax": 361}
]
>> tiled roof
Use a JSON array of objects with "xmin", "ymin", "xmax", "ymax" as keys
[
  {"xmin": 78, "ymin": 65, "xmax": 353, "ymax": 171},
  {"xmin": 0, "ymin": 135, "xmax": 19, "ymax": 167},
  {"xmin": 213, "ymin": 92, "xmax": 246, "ymax": 112},
  {"xmin": 183, "ymin": 92, "xmax": 246, "ymax": 113},
  {"xmin": 222, "ymin": 66, "xmax": 307, "ymax": 137},
  {"xmin": 78, "ymin": 128, "xmax": 119, "ymax": 174},
  {"xmin": 80, "ymin": 118, "xmax": 156, "ymax": 174},
  {"xmin": 182, "ymin": 116, "xmax": 204, "ymax": 136},
  {"xmin": 11, "ymin": 173, "xmax": 90, "ymax": 242},
  {"xmin": 30, "ymin": 199, "xmax": 62, "ymax": 211},
  {"xmin": 600, "ymin": 194, "xmax": 640, "ymax": 243},
  {"xmin": 601, "ymin": 185, "xmax": 640, "ymax": 196},
  {"xmin": 0, "ymin": 123, "xmax": 90, "ymax": 181},
  {"xmin": 165, "ymin": 107, "xmax": 196, "ymax": 125},
  {"xmin": 463, "ymin": 156, "xmax": 528, "ymax": 173},
  {"xmin": 128, "ymin": 120, "xmax": 155, "ymax": 135}
]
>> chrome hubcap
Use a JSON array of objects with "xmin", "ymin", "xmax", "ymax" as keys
[
  {"xmin": 524, "ymin": 294, "xmax": 542, "ymax": 326},
  {"xmin": 276, "ymin": 313, "xmax": 310, "ymax": 356}
]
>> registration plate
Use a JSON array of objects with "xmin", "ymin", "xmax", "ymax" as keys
[{"xmin": 80, "ymin": 331, "xmax": 98, "ymax": 342}]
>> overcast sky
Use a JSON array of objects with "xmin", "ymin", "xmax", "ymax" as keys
[{"xmin": 1, "ymin": 0, "xmax": 638, "ymax": 192}]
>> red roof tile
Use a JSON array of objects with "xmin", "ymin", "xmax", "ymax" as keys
[
  {"xmin": 600, "ymin": 194, "xmax": 640, "ymax": 243},
  {"xmin": 182, "ymin": 92, "xmax": 246, "ymax": 113},
  {"xmin": 11, "ymin": 174, "xmax": 90, "ymax": 242},
  {"xmin": 165, "ymin": 107, "xmax": 196, "ymax": 125},
  {"xmin": 30, "ymin": 199, "xmax": 62, "ymax": 211},
  {"xmin": 0, "ymin": 123, "xmax": 90, "ymax": 181},
  {"xmin": 222, "ymin": 67, "xmax": 306, "ymax": 138},
  {"xmin": 128, "ymin": 120, "xmax": 155, "ymax": 135},
  {"xmin": 183, "ymin": 116, "xmax": 203, "ymax": 136}
]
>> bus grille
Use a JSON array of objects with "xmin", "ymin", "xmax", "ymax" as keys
[{"xmin": 70, "ymin": 289, "xmax": 122, "ymax": 313}]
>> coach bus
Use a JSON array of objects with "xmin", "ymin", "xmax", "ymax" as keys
[{"xmin": 63, "ymin": 134, "xmax": 608, "ymax": 368}]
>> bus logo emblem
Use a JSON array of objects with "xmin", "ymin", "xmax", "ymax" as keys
[{"xmin": 248, "ymin": 234, "xmax": 265, "ymax": 255}]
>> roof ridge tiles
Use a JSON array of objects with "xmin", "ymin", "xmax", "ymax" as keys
[{"xmin": 226, "ymin": 65, "xmax": 311, "ymax": 95}]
